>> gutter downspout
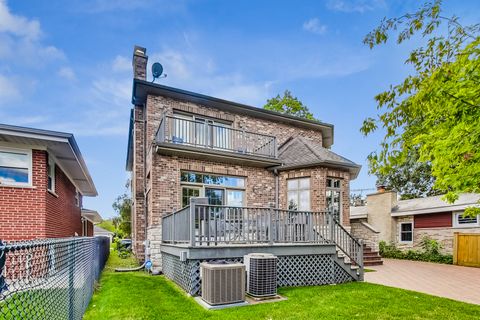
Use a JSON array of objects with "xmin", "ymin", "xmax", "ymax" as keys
[
  {"xmin": 273, "ymin": 169, "xmax": 279, "ymax": 208},
  {"xmin": 143, "ymin": 103, "xmax": 149, "ymax": 263}
]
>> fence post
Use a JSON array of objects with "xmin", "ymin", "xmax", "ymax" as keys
[
  {"xmin": 0, "ymin": 240, "xmax": 6, "ymax": 293},
  {"xmin": 68, "ymin": 240, "xmax": 75, "ymax": 320}
]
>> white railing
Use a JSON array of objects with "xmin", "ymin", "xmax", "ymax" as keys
[{"xmin": 156, "ymin": 115, "xmax": 277, "ymax": 158}]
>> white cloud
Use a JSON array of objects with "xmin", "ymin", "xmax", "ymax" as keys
[
  {"xmin": 303, "ymin": 18, "xmax": 327, "ymax": 35},
  {"xmin": 0, "ymin": 1, "xmax": 64, "ymax": 65},
  {"xmin": 58, "ymin": 67, "xmax": 76, "ymax": 80},
  {"xmin": 149, "ymin": 49, "xmax": 272, "ymax": 106},
  {"xmin": 0, "ymin": 74, "xmax": 20, "ymax": 100},
  {"xmin": 326, "ymin": 0, "xmax": 386, "ymax": 13},
  {"xmin": 0, "ymin": 0, "xmax": 41, "ymax": 40},
  {"xmin": 112, "ymin": 55, "xmax": 131, "ymax": 73}
]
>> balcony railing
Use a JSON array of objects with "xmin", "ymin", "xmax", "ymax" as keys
[
  {"xmin": 156, "ymin": 115, "xmax": 277, "ymax": 159},
  {"xmin": 162, "ymin": 198, "xmax": 363, "ymax": 268}
]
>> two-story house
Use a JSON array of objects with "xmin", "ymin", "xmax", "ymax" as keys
[
  {"xmin": 126, "ymin": 46, "xmax": 363, "ymax": 295},
  {"xmin": 0, "ymin": 124, "xmax": 100, "ymax": 241}
]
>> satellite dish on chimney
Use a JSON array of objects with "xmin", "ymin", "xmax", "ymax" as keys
[{"xmin": 151, "ymin": 62, "xmax": 167, "ymax": 83}]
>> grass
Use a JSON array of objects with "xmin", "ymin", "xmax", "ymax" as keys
[{"xmin": 84, "ymin": 252, "xmax": 480, "ymax": 320}]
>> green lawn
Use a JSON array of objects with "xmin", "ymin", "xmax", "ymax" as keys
[{"xmin": 84, "ymin": 253, "xmax": 480, "ymax": 320}]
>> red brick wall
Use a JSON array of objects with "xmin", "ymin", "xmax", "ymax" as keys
[
  {"xmin": 0, "ymin": 149, "xmax": 84, "ymax": 241},
  {"xmin": 45, "ymin": 163, "xmax": 82, "ymax": 238},
  {"xmin": 0, "ymin": 150, "xmax": 47, "ymax": 241}
]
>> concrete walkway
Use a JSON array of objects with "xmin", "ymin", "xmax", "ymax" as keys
[{"xmin": 365, "ymin": 259, "xmax": 480, "ymax": 305}]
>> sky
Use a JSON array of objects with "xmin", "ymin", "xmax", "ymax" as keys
[{"xmin": 0, "ymin": 0, "xmax": 478, "ymax": 218}]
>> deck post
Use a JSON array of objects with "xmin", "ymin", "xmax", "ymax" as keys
[
  {"xmin": 190, "ymin": 197, "xmax": 208, "ymax": 247},
  {"xmin": 328, "ymin": 211, "xmax": 335, "ymax": 244},
  {"xmin": 269, "ymin": 208, "xmax": 274, "ymax": 245}
]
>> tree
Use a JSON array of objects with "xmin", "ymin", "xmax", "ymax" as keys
[
  {"xmin": 376, "ymin": 148, "xmax": 441, "ymax": 200},
  {"xmin": 360, "ymin": 0, "xmax": 480, "ymax": 215},
  {"xmin": 264, "ymin": 90, "xmax": 317, "ymax": 120},
  {"xmin": 112, "ymin": 180, "xmax": 132, "ymax": 237}
]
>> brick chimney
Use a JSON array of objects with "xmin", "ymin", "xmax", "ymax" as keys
[
  {"xmin": 365, "ymin": 188, "xmax": 398, "ymax": 243},
  {"xmin": 133, "ymin": 45, "xmax": 148, "ymax": 80}
]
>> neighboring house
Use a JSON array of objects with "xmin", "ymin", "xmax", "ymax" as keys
[
  {"xmin": 350, "ymin": 187, "xmax": 480, "ymax": 254},
  {"xmin": 0, "ymin": 124, "xmax": 98, "ymax": 241},
  {"xmin": 94, "ymin": 225, "xmax": 114, "ymax": 243}
]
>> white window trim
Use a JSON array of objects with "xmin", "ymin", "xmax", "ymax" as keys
[
  {"xmin": 326, "ymin": 177, "xmax": 342, "ymax": 223},
  {"xmin": 47, "ymin": 155, "xmax": 56, "ymax": 193},
  {"xmin": 287, "ymin": 177, "xmax": 311, "ymax": 211},
  {"xmin": 0, "ymin": 146, "xmax": 32, "ymax": 187},
  {"xmin": 452, "ymin": 211, "xmax": 480, "ymax": 228},
  {"xmin": 75, "ymin": 189, "xmax": 81, "ymax": 207},
  {"xmin": 399, "ymin": 222, "xmax": 414, "ymax": 244}
]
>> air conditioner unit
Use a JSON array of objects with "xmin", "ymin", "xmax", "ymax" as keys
[
  {"xmin": 244, "ymin": 253, "xmax": 277, "ymax": 298},
  {"xmin": 200, "ymin": 261, "xmax": 246, "ymax": 305}
]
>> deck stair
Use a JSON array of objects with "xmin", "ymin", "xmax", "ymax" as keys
[{"xmin": 363, "ymin": 244, "xmax": 383, "ymax": 266}]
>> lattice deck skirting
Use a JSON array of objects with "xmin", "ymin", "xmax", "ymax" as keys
[{"xmin": 162, "ymin": 253, "xmax": 354, "ymax": 296}]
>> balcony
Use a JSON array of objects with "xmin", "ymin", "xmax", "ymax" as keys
[{"xmin": 155, "ymin": 115, "xmax": 281, "ymax": 167}]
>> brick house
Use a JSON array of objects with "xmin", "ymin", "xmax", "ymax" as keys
[
  {"xmin": 126, "ymin": 44, "xmax": 363, "ymax": 282},
  {"xmin": 0, "ymin": 124, "xmax": 99, "ymax": 241},
  {"xmin": 350, "ymin": 188, "xmax": 480, "ymax": 254}
]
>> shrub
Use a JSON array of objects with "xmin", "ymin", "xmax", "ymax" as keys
[{"xmin": 378, "ymin": 238, "xmax": 453, "ymax": 264}]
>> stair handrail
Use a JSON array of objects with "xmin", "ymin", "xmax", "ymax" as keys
[{"xmin": 329, "ymin": 215, "xmax": 364, "ymax": 269}]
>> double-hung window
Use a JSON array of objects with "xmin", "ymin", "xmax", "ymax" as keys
[
  {"xmin": 287, "ymin": 178, "xmax": 310, "ymax": 211},
  {"xmin": 399, "ymin": 222, "xmax": 413, "ymax": 243},
  {"xmin": 0, "ymin": 147, "xmax": 32, "ymax": 186}
]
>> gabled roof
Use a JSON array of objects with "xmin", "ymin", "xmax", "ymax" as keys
[
  {"xmin": 275, "ymin": 136, "xmax": 361, "ymax": 179},
  {"xmin": 391, "ymin": 193, "xmax": 480, "ymax": 216},
  {"xmin": 0, "ymin": 124, "xmax": 97, "ymax": 196},
  {"xmin": 81, "ymin": 209, "xmax": 103, "ymax": 224}
]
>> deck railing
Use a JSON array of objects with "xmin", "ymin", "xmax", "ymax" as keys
[
  {"xmin": 162, "ymin": 198, "xmax": 363, "ymax": 268},
  {"xmin": 156, "ymin": 115, "xmax": 277, "ymax": 159}
]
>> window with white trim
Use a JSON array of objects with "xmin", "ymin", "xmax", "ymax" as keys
[
  {"xmin": 326, "ymin": 178, "xmax": 342, "ymax": 222},
  {"xmin": 453, "ymin": 212, "xmax": 479, "ymax": 228},
  {"xmin": 47, "ymin": 155, "xmax": 55, "ymax": 192},
  {"xmin": 287, "ymin": 177, "xmax": 310, "ymax": 211},
  {"xmin": 0, "ymin": 147, "xmax": 32, "ymax": 186},
  {"xmin": 399, "ymin": 222, "xmax": 413, "ymax": 243},
  {"xmin": 75, "ymin": 190, "xmax": 80, "ymax": 207}
]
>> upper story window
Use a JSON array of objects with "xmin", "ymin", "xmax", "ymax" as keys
[
  {"xmin": 0, "ymin": 147, "xmax": 32, "ymax": 187},
  {"xmin": 172, "ymin": 112, "xmax": 232, "ymax": 149},
  {"xmin": 75, "ymin": 189, "xmax": 81, "ymax": 207},
  {"xmin": 326, "ymin": 178, "xmax": 342, "ymax": 221},
  {"xmin": 453, "ymin": 211, "xmax": 479, "ymax": 228},
  {"xmin": 47, "ymin": 155, "xmax": 55, "ymax": 192},
  {"xmin": 287, "ymin": 177, "xmax": 310, "ymax": 211}
]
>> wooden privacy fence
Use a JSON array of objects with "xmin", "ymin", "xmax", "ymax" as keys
[{"xmin": 453, "ymin": 233, "xmax": 480, "ymax": 267}]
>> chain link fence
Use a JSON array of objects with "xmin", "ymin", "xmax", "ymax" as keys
[{"xmin": 0, "ymin": 236, "xmax": 110, "ymax": 320}]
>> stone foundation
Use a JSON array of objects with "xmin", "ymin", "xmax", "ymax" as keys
[
  {"xmin": 146, "ymin": 224, "xmax": 162, "ymax": 271},
  {"xmin": 350, "ymin": 218, "xmax": 380, "ymax": 252}
]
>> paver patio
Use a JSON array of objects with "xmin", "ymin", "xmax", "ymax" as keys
[{"xmin": 365, "ymin": 258, "xmax": 480, "ymax": 305}]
